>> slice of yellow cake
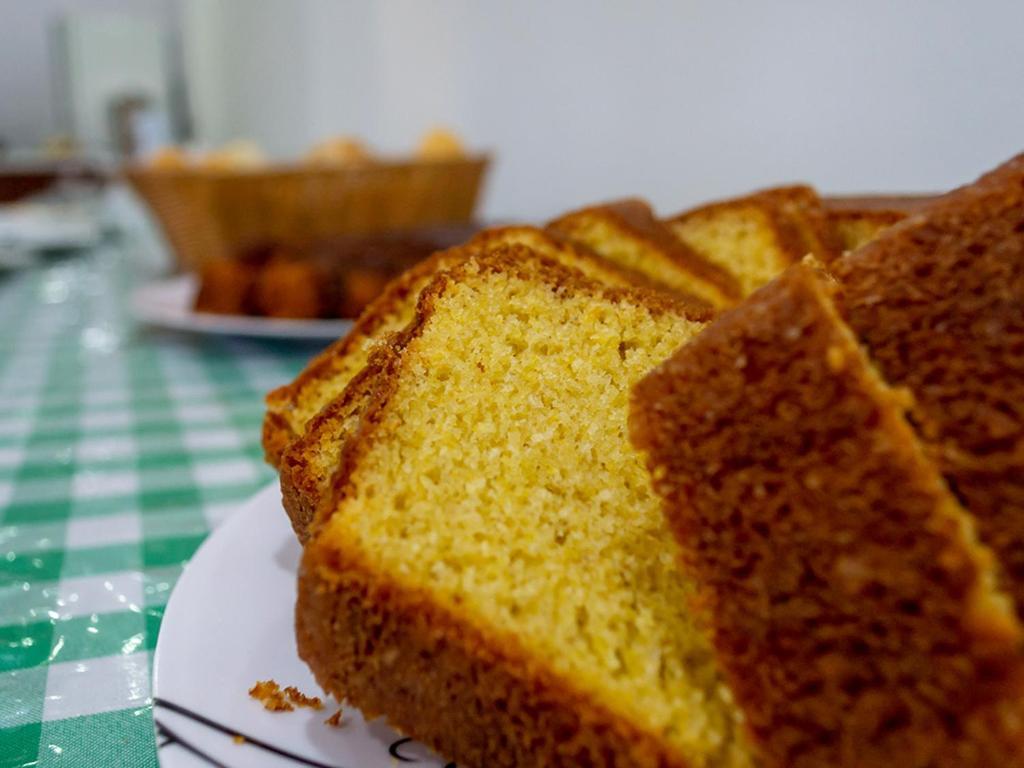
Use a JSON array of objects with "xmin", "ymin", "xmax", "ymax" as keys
[
  {"xmin": 547, "ymin": 198, "xmax": 742, "ymax": 308},
  {"xmin": 666, "ymin": 185, "xmax": 839, "ymax": 296},
  {"xmin": 263, "ymin": 225, "xmax": 666, "ymax": 470},
  {"xmin": 262, "ymin": 246, "xmax": 468, "ymax": 468},
  {"xmin": 631, "ymin": 265, "xmax": 1024, "ymax": 767},
  {"xmin": 297, "ymin": 248, "xmax": 755, "ymax": 768},
  {"xmin": 270, "ymin": 228, "xmax": 709, "ymax": 541}
]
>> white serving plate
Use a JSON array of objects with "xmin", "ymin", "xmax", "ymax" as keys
[{"xmin": 153, "ymin": 483, "xmax": 452, "ymax": 768}]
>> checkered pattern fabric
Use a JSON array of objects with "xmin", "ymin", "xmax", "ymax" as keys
[{"xmin": 0, "ymin": 249, "xmax": 316, "ymax": 767}]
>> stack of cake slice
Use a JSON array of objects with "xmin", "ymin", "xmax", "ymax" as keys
[
  {"xmin": 264, "ymin": 187, "xmax": 908, "ymax": 477},
  {"xmin": 264, "ymin": 154, "xmax": 1021, "ymax": 767},
  {"xmin": 632, "ymin": 265, "xmax": 1024, "ymax": 767},
  {"xmin": 547, "ymin": 198, "xmax": 742, "ymax": 308},
  {"xmin": 296, "ymin": 250, "xmax": 762, "ymax": 767},
  {"xmin": 632, "ymin": 154, "xmax": 1024, "ymax": 766},
  {"xmin": 665, "ymin": 185, "xmax": 839, "ymax": 297},
  {"xmin": 265, "ymin": 220, "xmax": 718, "ymax": 540}
]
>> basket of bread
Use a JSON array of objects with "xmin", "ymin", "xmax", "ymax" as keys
[{"xmin": 125, "ymin": 129, "xmax": 488, "ymax": 273}]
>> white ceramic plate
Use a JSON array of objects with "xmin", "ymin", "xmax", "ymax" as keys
[
  {"xmin": 153, "ymin": 483, "xmax": 452, "ymax": 768},
  {"xmin": 132, "ymin": 276, "xmax": 354, "ymax": 340}
]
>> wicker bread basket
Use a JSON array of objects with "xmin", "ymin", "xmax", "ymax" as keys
[{"xmin": 125, "ymin": 156, "xmax": 489, "ymax": 271}]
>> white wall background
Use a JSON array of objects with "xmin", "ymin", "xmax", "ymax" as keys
[
  {"xmin": 7, "ymin": 1, "xmax": 1023, "ymax": 220},
  {"xmin": 0, "ymin": 0, "xmax": 181, "ymax": 149}
]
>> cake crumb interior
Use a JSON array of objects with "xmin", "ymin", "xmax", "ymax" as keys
[
  {"xmin": 320, "ymin": 270, "xmax": 754, "ymax": 767},
  {"xmin": 671, "ymin": 206, "xmax": 787, "ymax": 296}
]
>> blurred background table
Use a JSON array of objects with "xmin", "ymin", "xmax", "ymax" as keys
[{"xmin": 0, "ymin": 233, "xmax": 318, "ymax": 767}]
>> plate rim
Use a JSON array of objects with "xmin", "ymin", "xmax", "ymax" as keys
[
  {"xmin": 151, "ymin": 482, "xmax": 281, "ymax": 699},
  {"xmin": 131, "ymin": 274, "xmax": 354, "ymax": 340},
  {"xmin": 151, "ymin": 483, "xmax": 450, "ymax": 768}
]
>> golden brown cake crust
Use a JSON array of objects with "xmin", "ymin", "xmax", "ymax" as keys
[
  {"xmin": 760, "ymin": 185, "xmax": 843, "ymax": 260},
  {"xmin": 834, "ymin": 152, "xmax": 1024, "ymax": 617},
  {"xmin": 297, "ymin": 544, "xmax": 692, "ymax": 768},
  {"xmin": 262, "ymin": 246, "xmax": 471, "ymax": 467},
  {"xmin": 822, "ymin": 194, "xmax": 936, "ymax": 213},
  {"xmin": 826, "ymin": 208, "xmax": 906, "ymax": 251},
  {"xmin": 827, "ymin": 208, "xmax": 905, "ymax": 226},
  {"xmin": 278, "ymin": 351, "xmax": 386, "ymax": 541},
  {"xmin": 298, "ymin": 247, "xmax": 709, "ymax": 767},
  {"xmin": 631, "ymin": 265, "xmax": 1024, "ymax": 768},
  {"xmin": 548, "ymin": 198, "xmax": 743, "ymax": 301},
  {"xmin": 260, "ymin": 411, "xmax": 294, "ymax": 472},
  {"xmin": 473, "ymin": 226, "xmax": 713, "ymax": 312}
]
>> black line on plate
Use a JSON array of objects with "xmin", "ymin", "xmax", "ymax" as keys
[
  {"xmin": 155, "ymin": 718, "xmax": 230, "ymax": 767},
  {"xmin": 154, "ymin": 697, "xmax": 343, "ymax": 768},
  {"xmin": 388, "ymin": 737, "xmax": 458, "ymax": 766},
  {"xmin": 155, "ymin": 722, "xmax": 174, "ymax": 749},
  {"xmin": 389, "ymin": 736, "xmax": 417, "ymax": 762}
]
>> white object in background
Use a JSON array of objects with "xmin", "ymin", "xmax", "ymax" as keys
[
  {"xmin": 153, "ymin": 484, "xmax": 451, "ymax": 768},
  {"xmin": 131, "ymin": 107, "xmax": 173, "ymax": 159},
  {"xmin": 53, "ymin": 13, "xmax": 171, "ymax": 154},
  {"xmin": 131, "ymin": 275, "xmax": 354, "ymax": 341},
  {"xmin": 0, "ymin": 201, "xmax": 102, "ymax": 252}
]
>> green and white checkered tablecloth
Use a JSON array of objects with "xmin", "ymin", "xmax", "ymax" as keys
[{"xmin": 0, "ymin": 246, "xmax": 317, "ymax": 767}]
